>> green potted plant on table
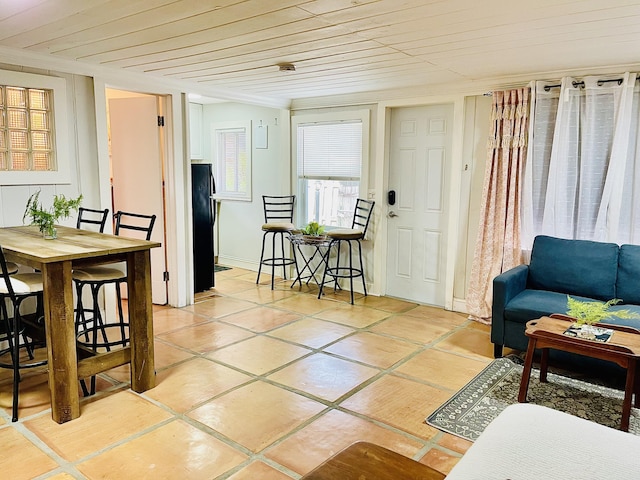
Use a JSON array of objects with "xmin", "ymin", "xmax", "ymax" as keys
[
  {"xmin": 563, "ymin": 296, "xmax": 640, "ymax": 341},
  {"xmin": 300, "ymin": 221, "xmax": 326, "ymax": 243},
  {"xmin": 23, "ymin": 190, "xmax": 83, "ymax": 239}
]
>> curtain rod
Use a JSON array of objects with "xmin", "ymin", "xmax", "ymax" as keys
[{"xmin": 542, "ymin": 77, "xmax": 637, "ymax": 92}]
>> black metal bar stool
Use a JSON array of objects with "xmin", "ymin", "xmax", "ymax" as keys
[
  {"xmin": 72, "ymin": 210, "xmax": 155, "ymax": 395},
  {"xmin": 256, "ymin": 195, "xmax": 297, "ymax": 289},
  {"xmin": 318, "ymin": 199, "xmax": 375, "ymax": 304},
  {"xmin": 0, "ymin": 246, "xmax": 46, "ymax": 421}
]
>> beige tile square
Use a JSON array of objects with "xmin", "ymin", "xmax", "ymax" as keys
[
  {"xmin": 188, "ymin": 381, "xmax": 325, "ymax": 453},
  {"xmin": 434, "ymin": 326, "xmax": 495, "ymax": 361},
  {"xmin": 265, "ymin": 409, "xmax": 424, "ymax": 476},
  {"xmin": 229, "ymin": 286, "xmax": 297, "ymax": 305},
  {"xmin": 269, "ymin": 317, "xmax": 355, "ymax": 349},
  {"xmin": 210, "ymin": 278, "xmax": 257, "ymax": 295},
  {"xmin": 158, "ymin": 320, "xmax": 254, "ymax": 353},
  {"xmin": 340, "ymin": 375, "xmax": 450, "ymax": 440},
  {"xmin": 438, "ymin": 433, "xmax": 473, "ymax": 455},
  {"xmin": 271, "ymin": 294, "xmax": 332, "ymax": 315},
  {"xmin": 0, "ymin": 427, "xmax": 58, "ymax": 479},
  {"xmin": 324, "ymin": 332, "xmax": 419, "ymax": 368},
  {"xmin": 370, "ymin": 314, "xmax": 459, "ymax": 344},
  {"xmin": 221, "ymin": 306, "xmax": 301, "ymax": 332},
  {"xmin": 103, "ymin": 339, "xmax": 195, "ymax": 385},
  {"xmin": 0, "ymin": 370, "xmax": 51, "ymax": 420},
  {"xmin": 183, "ymin": 296, "xmax": 256, "ymax": 319},
  {"xmin": 144, "ymin": 358, "xmax": 252, "ymax": 413},
  {"xmin": 25, "ymin": 391, "xmax": 172, "ymax": 462},
  {"xmin": 268, "ymin": 353, "xmax": 378, "ymax": 401},
  {"xmin": 153, "ymin": 339, "xmax": 196, "ymax": 370},
  {"xmin": 216, "ymin": 267, "xmax": 251, "ymax": 279},
  {"xmin": 152, "ymin": 308, "xmax": 207, "ymax": 335},
  {"xmin": 354, "ymin": 296, "xmax": 418, "ymax": 313},
  {"xmin": 419, "ymin": 447, "xmax": 461, "ymax": 475},
  {"xmin": 207, "ymin": 336, "xmax": 311, "ymax": 375},
  {"xmin": 395, "ymin": 349, "xmax": 489, "ymax": 390},
  {"xmin": 227, "ymin": 461, "xmax": 293, "ymax": 480},
  {"xmin": 77, "ymin": 420, "xmax": 247, "ymax": 479},
  {"xmin": 44, "ymin": 474, "xmax": 77, "ymax": 480},
  {"xmin": 313, "ymin": 303, "xmax": 391, "ymax": 328},
  {"xmin": 403, "ymin": 305, "xmax": 469, "ymax": 325}
]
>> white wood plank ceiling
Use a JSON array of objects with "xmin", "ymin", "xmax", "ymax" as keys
[{"xmin": 1, "ymin": 0, "xmax": 640, "ymax": 104}]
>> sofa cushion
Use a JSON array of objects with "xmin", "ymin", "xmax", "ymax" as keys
[
  {"xmin": 528, "ymin": 235, "xmax": 618, "ymax": 301},
  {"xmin": 503, "ymin": 289, "xmax": 595, "ymax": 326},
  {"xmin": 616, "ymin": 244, "xmax": 640, "ymax": 304}
]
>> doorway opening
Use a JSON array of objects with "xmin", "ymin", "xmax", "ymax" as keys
[{"xmin": 105, "ymin": 88, "xmax": 169, "ymax": 305}]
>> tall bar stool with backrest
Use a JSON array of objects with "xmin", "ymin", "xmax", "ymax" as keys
[
  {"xmin": 72, "ymin": 211, "xmax": 155, "ymax": 394},
  {"xmin": 256, "ymin": 195, "xmax": 296, "ymax": 289},
  {"xmin": 0, "ymin": 246, "xmax": 46, "ymax": 421},
  {"xmin": 74, "ymin": 207, "xmax": 110, "ymax": 343},
  {"xmin": 318, "ymin": 199, "xmax": 375, "ymax": 304}
]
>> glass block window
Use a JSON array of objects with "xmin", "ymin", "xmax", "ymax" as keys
[{"xmin": 0, "ymin": 85, "xmax": 55, "ymax": 172}]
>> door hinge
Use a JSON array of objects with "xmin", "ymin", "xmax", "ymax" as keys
[
  {"xmin": 163, "ymin": 271, "xmax": 169, "ymax": 281},
  {"xmin": 157, "ymin": 115, "xmax": 165, "ymax": 127}
]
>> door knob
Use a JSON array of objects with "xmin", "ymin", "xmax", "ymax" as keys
[{"xmin": 388, "ymin": 211, "xmax": 398, "ymax": 218}]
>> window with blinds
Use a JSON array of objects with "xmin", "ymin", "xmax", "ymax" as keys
[
  {"xmin": 213, "ymin": 121, "xmax": 252, "ymax": 201},
  {"xmin": 295, "ymin": 118, "xmax": 365, "ymax": 228},
  {"xmin": 0, "ymin": 85, "xmax": 55, "ymax": 172}
]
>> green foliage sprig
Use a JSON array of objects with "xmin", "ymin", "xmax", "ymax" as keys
[
  {"xmin": 566, "ymin": 295, "xmax": 640, "ymax": 326},
  {"xmin": 23, "ymin": 190, "xmax": 83, "ymax": 233},
  {"xmin": 301, "ymin": 221, "xmax": 325, "ymax": 236}
]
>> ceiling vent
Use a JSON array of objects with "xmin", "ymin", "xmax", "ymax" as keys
[{"xmin": 278, "ymin": 63, "xmax": 296, "ymax": 72}]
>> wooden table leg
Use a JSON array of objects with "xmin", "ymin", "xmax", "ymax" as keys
[
  {"xmin": 539, "ymin": 348, "xmax": 549, "ymax": 382},
  {"xmin": 622, "ymin": 360, "xmax": 636, "ymax": 432},
  {"xmin": 42, "ymin": 260, "xmax": 80, "ymax": 423},
  {"xmin": 518, "ymin": 338, "xmax": 537, "ymax": 403},
  {"xmin": 634, "ymin": 359, "xmax": 640, "ymax": 408},
  {"xmin": 127, "ymin": 250, "xmax": 155, "ymax": 393}
]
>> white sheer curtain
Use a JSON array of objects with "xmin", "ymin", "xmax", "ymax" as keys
[{"xmin": 522, "ymin": 73, "xmax": 639, "ymax": 248}]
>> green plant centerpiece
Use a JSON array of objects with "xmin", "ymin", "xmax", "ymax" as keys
[
  {"xmin": 23, "ymin": 190, "xmax": 83, "ymax": 239},
  {"xmin": 301, "ymin": 221, "xmax": 325, "ymax": 237},
  {"xmin": 566, "ymin": 296, "xmax": 640, "ymax": 326}
]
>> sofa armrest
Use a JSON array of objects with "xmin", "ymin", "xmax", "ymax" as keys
[{"xmin": 491, "ymin": 264, "xmax": 529, "ymax": 348}]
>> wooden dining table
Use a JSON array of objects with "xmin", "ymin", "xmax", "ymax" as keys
[{"xmin": 0, "ymin": 225, "xmax": 160, "ymax": 423}]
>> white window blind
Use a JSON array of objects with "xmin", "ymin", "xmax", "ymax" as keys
[
  {"xmin": 297, "ymin": 121, "xmax": 362, "ymax": 180},
  {"xmin": 212, "ymin": 120, "xmax": 252, "ymax": 201}
]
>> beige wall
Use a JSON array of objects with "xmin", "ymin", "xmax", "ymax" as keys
[{"xmin": 453, "ymin": 96, "xmax": 492, "ymax": 307}]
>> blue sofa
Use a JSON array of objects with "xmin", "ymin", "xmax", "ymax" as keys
[{"xmin": 492, "ymin": 235, "xmax": 640, "ymax": 358}]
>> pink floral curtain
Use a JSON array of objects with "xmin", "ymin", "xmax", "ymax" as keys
[{"xmin": 466, "ymin": 88, "xmax": 530, "ymax": 323}]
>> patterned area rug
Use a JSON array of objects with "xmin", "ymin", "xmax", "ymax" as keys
[{"xmin": 426, "ymin": 355, "xmax": 640, "ymax": 442}]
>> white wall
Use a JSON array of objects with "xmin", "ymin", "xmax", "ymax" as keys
[
  {"xmin": 0, "ymin": 59, "xmax": 491, "ymax": 311},
  {"xmin": 0, "ymin": 64, "xmax": 99, "ymax": 228},
  {"xmin": 453, "ymin": 96, "xmax": 492, "ymax": 311},
  {"xmin": 201, "ymin": 102, "xmax": 290, "ymax": 270}
]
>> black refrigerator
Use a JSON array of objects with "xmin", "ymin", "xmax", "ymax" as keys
[{"xmin": 191, "ymin": 163, "xmax": 217, "ymax": 292}]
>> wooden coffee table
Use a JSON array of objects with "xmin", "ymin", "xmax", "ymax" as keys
[
  {"xmin": 301, "ymin": 441, "xmax": 445, "ymax": 480},
  {"xmin": 518, "ymin": 314, "xmax": 640, "ymax": 431}
]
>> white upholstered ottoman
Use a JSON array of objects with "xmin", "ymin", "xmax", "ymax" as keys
[{"xmin": 445, "ymin": 403, "xmax": 640, "ymax": 479}]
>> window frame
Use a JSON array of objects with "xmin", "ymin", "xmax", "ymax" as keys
[
  {"xmin": 292, "ymin": 109, "xmax": 370, "ymax": 227},
  {"xmin": 0, "ymin": 69, "xmax": 70, "ymax": 185},
  {"xmin": 211, "ymin": 120, "xmax": 252, "ymax": 202}
]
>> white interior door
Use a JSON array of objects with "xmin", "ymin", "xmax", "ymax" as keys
[
  {"xmin": 109, "ymin": 95, "xmax": 167, "ymax": 304},
  {"xmin": 386, "ymin": 104, "xmax": 454, "ymax": 306}
]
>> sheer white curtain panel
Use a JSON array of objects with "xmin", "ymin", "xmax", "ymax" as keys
[{"xmin": 522, "ymin": 73, "xmax": 638, "ymax": 249}]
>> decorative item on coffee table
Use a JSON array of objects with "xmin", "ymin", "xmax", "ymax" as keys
[
  {"xmin": 23, "ymin": 190, "xmax": 83, "ymax": 239},
  {"xmin": 563, "ymin": 296, "xmax": 640, "ymax": 342}
]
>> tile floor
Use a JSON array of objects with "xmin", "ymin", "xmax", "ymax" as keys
[{"xmin": 0, "ymin": 267, "xmax": 499, "ymax": 479}]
